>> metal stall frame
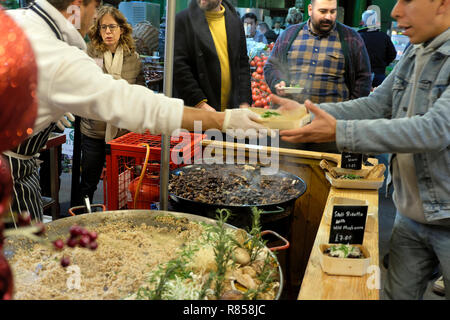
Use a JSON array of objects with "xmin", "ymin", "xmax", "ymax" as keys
[{"xmin": 159, "ymin": 0, "xmax": 176, "ymax": 210}]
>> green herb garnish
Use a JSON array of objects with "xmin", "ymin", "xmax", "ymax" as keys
[
  {"xmin": 261, "ymin": 111, "xmax": 281, "ymax": 118},
  {"xmin": 135, "ymin": 209, "xmax": 279, "ymax": 300},
  {"xmin": 340, "ymin": 174, "xmax": 363, "ymax": 180}
]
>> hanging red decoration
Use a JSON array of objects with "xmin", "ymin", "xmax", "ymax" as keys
[
  {"xmin": 0, "ymin": 254, "xmax": 13, "ymax": 300},
  {"xmin": 0, "ymin": 8, "xmax": 39, "ymax": 300},
  {"xmin": 0, "ymin": 156, "xmax": 12, "ymax": 219},
  {"xmin": 0, "ymin": 9, "xmax": 38, "ymax": 152}
]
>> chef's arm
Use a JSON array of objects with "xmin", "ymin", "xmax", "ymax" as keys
[
  {"xmin": 181, "ymin": 107, "xmax": 267, "ymax": 133},
  {"xmin": 47, "ymin": 49, "xmax": 264, "ymax": 136},
  {"xmin": 181, "ymin": 106, "xmax": 224, "ymax": 131}
]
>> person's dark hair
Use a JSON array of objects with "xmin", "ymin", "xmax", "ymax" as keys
[
  {"xmin": 47, "ymin": 0, "xmax": 100, "ymax": 11},
  {"xmin": 286, "ymin": 7, "xmax": 303, "ymax": 25},
  {"xmin": 258, "ymin": 22, "xmax": 269, "ymax": 33},
  {"xmin": 311, "ymin": 0, "xmax": 337, "ymax": 5},
  {"xmin": 241, "ymin": 12, "xmax": 258, "ymax": 24}
]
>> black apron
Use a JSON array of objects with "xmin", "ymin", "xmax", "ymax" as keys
[{"xmin": 3, "ymin": 2, "xmax": 63, "ymax": 225}]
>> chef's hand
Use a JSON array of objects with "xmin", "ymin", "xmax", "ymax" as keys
[
  {"xmin": 56, "ymin": 112, "xmax": 75, "ymax": 131},
  {"xmin": 274, "ymin": 81, "xmax": 287, "ymax": 96},
  {"xmin": 222, "ymin": 108, "xmax": 272, "ymax": 137},
  {"xmin": 196, "ymin": 101, "xmax": 216, "ymax": 112},
  {"xmin": 239, "ymin": 102, "xmax": 251, "ymax": 109},
  {"xmin": 280, "ymin": 100, "xmax": 337, "ymax": 143},
  {"xmin": 271, "ymin": 94, "xmax": 304, "ymax": 112}
]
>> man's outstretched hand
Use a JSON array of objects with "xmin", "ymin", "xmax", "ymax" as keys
[{"xmin": 270, "ymin": 95, "xmax": 337, "ymax": 144}]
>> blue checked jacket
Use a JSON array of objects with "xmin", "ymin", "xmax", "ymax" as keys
[
  {"xmin": 265, "ymin": 21, "xmax": 372, "ymax": 100},
  {"xmin": 321, "ymin": 37, "xmax": 450, "ymax": 222}
]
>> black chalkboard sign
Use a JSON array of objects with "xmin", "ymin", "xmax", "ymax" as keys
[
  {"xmin": 329, "ymin": 205, "xmax": 368, "ymax": 245},
  {"xmin": 341, "ymin": 152, "xmax": 363, "ymax": 170}
]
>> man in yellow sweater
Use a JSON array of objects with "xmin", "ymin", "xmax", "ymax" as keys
[{"xmin": 174, "ymin": 0, "xmax": 252, "ymax": 112}]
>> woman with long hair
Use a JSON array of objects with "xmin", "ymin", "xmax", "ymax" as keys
[{"xmin": 79, "ymin": 5, "xmax": 145, "ymax": 206}]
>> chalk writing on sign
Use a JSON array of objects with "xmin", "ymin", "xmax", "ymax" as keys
[
  {"xmin": 329, "ymin": 205, "xmax": 368, "ymax": 244},
  {"xmin": 341, "ymin": 152, "xmax": 363, "ymax": 170}
]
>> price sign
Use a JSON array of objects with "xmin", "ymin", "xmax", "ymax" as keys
[
  {"xmin": 329, "ymin": 205, "xmax": 368, "ymax": 245},
  {"xmin": 341, "ymin": 152, "xmax": 363, "ymax": 170}
]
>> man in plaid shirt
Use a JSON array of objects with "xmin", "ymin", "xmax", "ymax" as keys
[
  {"xmin": 264, "ymin": 0, "xmax": 371, "ymax": 152},
  {"xmin": 264, "ymin": 0, "xmax": 371, "ymax": 104}
]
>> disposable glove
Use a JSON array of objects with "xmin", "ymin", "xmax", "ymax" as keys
[
  {"xmin": 56, "ymin": 112, "xmax": 75, "ymax": 131},
  {"xmin": 222, "ymin": 108, "xmax": 273, "ymax": 138}
]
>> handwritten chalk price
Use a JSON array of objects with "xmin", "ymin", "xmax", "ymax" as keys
[
  {"xmin": 329, "ymin": 205, "xmax": 368, "ymax": 244},
  {"xmin": 341, "ymin": 152, "xmax": 363, "ymax": 170}
]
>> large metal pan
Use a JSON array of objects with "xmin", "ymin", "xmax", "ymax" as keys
[
  {"xmin": 168, "ymin": 163, "xmax": 307, "ymax": 230},
  {"xmin": 4, "ymin": 210, "xmax": 284, "ymax": 300}
]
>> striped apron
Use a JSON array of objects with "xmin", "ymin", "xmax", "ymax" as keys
[
  {"xmin": 3, "ymin": 125, "xmax": 56, "ymax": 225},
  {"xmin": 2, "ymin": 2, "xmax": 63, "ymax": 225}
]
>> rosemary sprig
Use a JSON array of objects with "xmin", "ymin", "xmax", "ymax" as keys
[
  {"xmin": 135, "ymin": 208, "xmax": 279, "ymax": 300},
  {"xmin": 212, "ymin": 209, "xmax": 235, "ymax": 299},
  {"xmin": 198, "ymin": 271, "xmax": 215, "ymax": 300},
  {"xmin": 136, "ymin": 244, "xmax": 199, "ymax": 300},
  {"xmin": 247, "ymin": 207, "xmax": 268, "ymax": 262},
  {"xmin": 151, "ymin": 260, "xmax": 183, "ymax": 300},
  {"xmin": 244, "ymin": 253, "xmax": 278, "ymax": 300}
]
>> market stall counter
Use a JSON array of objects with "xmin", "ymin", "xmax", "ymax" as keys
[{"xmin": 200, "ymin": 140, "xmax": 380, "ymax": 300}]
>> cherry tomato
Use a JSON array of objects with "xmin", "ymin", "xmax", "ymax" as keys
[
  {"xmin": 260, "ymin": 84, "xmax": 268, "ymax": 92},
  {"xmin": 250, "ymin": 60, "xmax": 256, "ymax": 67},
  {"xmin": 256, "ymin": 66, "xmax": 263, "ymax": 74}
]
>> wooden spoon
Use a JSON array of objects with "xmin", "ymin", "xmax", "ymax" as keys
[{"xmin": 366, "ymin": 164, "xmax": 386, "ymax": 179}]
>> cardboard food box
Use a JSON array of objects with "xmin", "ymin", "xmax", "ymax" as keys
[
  {"xmin": 249, "ymin": 107, "xmax": 311, "ymax": 130},
  {"xmin": 319, "ymin": 244, "xmax": 371, "ymax": 277},
  {"xmin": 325, "ymin": 167, "xmax": 384, "ymax": 190}
]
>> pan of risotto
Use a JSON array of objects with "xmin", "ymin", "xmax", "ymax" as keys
[{"xmin": 4, "ymin": 209, "xmax": 283, "ymax": 300}]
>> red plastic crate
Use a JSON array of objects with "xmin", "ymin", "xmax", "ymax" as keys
[{"xmin": 105, "ymin": 131, "xmax": 205, "ymax": 210}]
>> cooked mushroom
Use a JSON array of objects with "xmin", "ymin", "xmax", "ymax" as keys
[
  {"xmin": 233, "ymin": 229, "xmax": 248, "ymax": 246},
  {"xmin": 233, "ymin": 269, "xmax": 257, "ymax": 290},
  {"xmin": 241, "ymin": 265, "xmax": 257, "ymax": 278},
  {"xmin": 251, "ymin": 260, "xmax": 265, "ymax": 274},
  {"xmin": 233, "ymin": 247, "xmax": 251, "ymax": 266},
  {"xmin": 169, "ymin": 164, "xmax": 303, "ymax": 205}
]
